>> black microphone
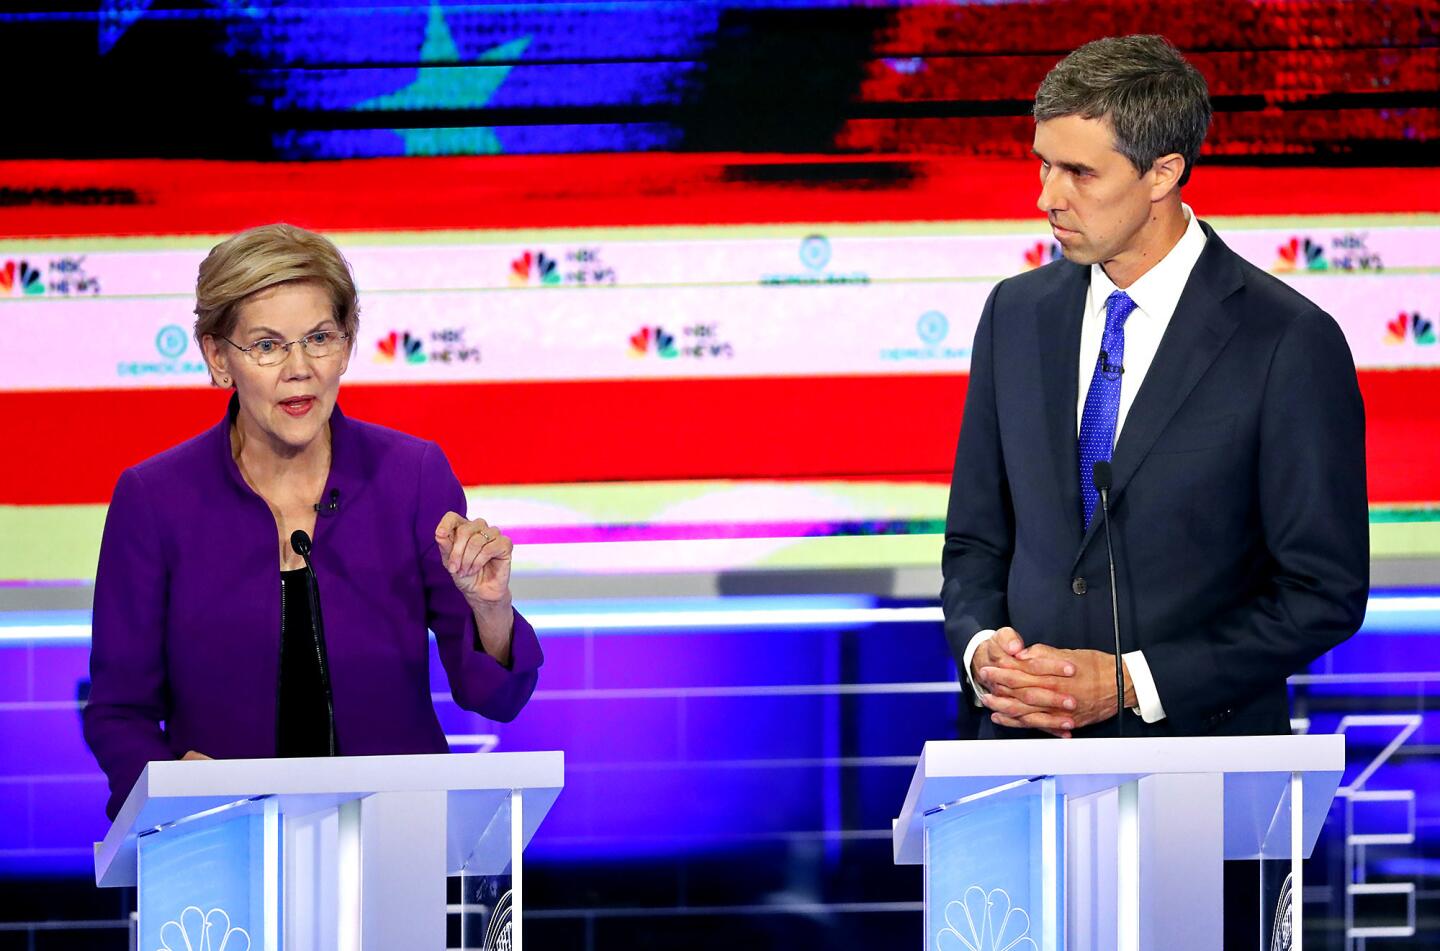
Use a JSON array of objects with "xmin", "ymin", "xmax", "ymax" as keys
[
  {"xmin": 1092, "ymin": 461, "xmax": 1126, "ymax": 737},
  {"xmin": 290, "ymin": 528, "xmax": 312, "ymax": 561},
  {"xmin": 1098, "ymin": 350, "xmax": 1124, "ymax": 379},
  {"xmin": 289, "ymin": 530, "xmax": 336, "ymax": 755},
  {"xmin": 313, "ymin": 488, "xmax": 341, "ymax": 514}
]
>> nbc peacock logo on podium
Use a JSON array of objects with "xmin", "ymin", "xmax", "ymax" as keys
[
  {"xmin": 935, "ymin": 886, "xmax": 1037, "ymax": 951},
  {"xmin": 156, "ymin": 905, "xmax": 250, "ymax": 951}
]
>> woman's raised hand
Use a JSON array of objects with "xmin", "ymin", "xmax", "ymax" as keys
[{"xmin": 435, "ymin": 512, "xmax": 513, "ymax": 608}]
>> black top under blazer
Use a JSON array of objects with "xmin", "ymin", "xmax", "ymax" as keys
[{"xmin": 942, "ymin": 221, "xmax": 1369, "ymax": 739}]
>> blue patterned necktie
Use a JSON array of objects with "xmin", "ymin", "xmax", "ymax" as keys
[{"xmin": 1078, "ymin": 290, "xmax": 1137, "ymax": 530}]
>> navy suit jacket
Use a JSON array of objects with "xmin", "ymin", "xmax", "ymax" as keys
[{"xmin": 942, "ymin": 222, "xmax": 1369, "ymax": 738}]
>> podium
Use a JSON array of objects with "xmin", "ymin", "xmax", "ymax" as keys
[
  {"xmin": 893, "ymin": 736, "xmax": 1343, "ymax": 951},
  {"xmin": 94, "ymin": 751, "xmax": 564, "ymax": 951}
]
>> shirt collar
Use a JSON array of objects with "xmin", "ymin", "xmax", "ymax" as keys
[{"xmin": 1089, "ymin": 203, "xmax": 1207, "ymax": 323}]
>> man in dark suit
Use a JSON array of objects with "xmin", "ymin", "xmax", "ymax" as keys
[{"xmin": 942, "ymin": 35, "xmax": 1368, "ymax": 742}]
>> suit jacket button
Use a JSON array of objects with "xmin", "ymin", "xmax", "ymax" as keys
[{"xmin": 1071, "ymin": 577, "xmax": 1087, "ymax": 595}]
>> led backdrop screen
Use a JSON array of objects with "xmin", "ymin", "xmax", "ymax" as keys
[{"xmin": 1, "ymin": 2, "xmax": 1439, "ymax": 948}]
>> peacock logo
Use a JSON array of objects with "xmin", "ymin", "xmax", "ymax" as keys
[
  {"xmin": 509, "ymin": 250, "xmax": 561, "ymax": 286},
  {"xmin": 375, "ymin": 330, "xmax": 427, "ymax": 363},
  {"xmin": 0, "ymin": 260, "xmax": 45, "ymax": 295},
  {"xmin": 1022, "ymin": 242, "xmax": 1062, "ymax": 270},
  {"xmin": 1273, "ymin": 237, "xmax": 1327, "ymax": 273},
  {"xmin": 935, "ymin": 886, "xmax": 1038, "ymax": 951},
  {"xmin": 157, "ymin": 905, "xmax": 251, "ymax": 951},
  {"xmin": 1386, "ymin": 311, "xmax": 1435, "ymax": 346},
  {"xmin": 628, "ymin": 325, "xmax": 678, "ymax": 359}
]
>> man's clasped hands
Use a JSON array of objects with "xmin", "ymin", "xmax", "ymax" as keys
[{"xmin": 970, "ymin": 627, "xmax": 1137, "ymax": 738}]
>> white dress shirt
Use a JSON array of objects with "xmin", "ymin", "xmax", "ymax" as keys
[{"xmin": 962, "ymin": 205, "xmax": 1208, "ymax": 725}]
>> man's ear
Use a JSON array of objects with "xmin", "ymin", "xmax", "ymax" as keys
[{"xmin": 1149, "ymin": 152, "xmax": 1186, "ymax": 202}]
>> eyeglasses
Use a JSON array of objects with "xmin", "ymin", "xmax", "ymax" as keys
[{"xmin": 223, "ymin": 331, "xmax": 351, "ymax": 367}]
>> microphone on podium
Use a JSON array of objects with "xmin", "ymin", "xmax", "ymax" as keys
[
  {"xmin": 1092, "ymin": 461, "xmax": 1126, "ymax": 737},
  {"xmin": 290, "ymin": 529, "xmax": 337, "ymax": 754}
]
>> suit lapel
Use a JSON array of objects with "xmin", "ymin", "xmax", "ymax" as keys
[
  {"xmin": 1070, "ymin": 225, "xmax": 1246, "ymax": 566},
  {"xmin": 1036, "ymin": 263, "xmax": 1088, "ymax": 546}
]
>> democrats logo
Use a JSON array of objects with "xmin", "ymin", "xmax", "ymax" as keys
[
  {"xmin": 117, "ymin": 324, "xmax": 207, "ymax": 379},
  {"xmin": 155, "ymin": 325, "xmax": 188, "ymax": 359},
  {"xmin": 1386, "ymin": 312, "xmax": 1435, "ymax": 346},
  {"xmin": 918, "ymin": 310, "xmax": 949, "ymax": 345},
  {"xmin": 799, "ymin": 234, "xmax": 832, "ymax": 271},
  {"xmin": 761, "ymin": 234, "xmax": 869, "ymax": 286},
  {"xmin": 880, "ymin": 311, "xmax": 969, "ymax": 363}
]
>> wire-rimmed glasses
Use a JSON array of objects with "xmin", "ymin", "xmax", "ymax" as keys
[{"xmin": 222, "ymin": 331, "xmax": 351, "ymax": 367}]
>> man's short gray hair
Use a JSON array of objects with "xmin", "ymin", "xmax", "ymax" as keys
[{"xmin": 1034, "ymin": 35, "xmax": 1211, "ymax": 187}]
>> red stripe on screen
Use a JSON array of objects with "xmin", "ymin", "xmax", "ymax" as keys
[
  {"xmin": 3, "ymin": 369, "xmax": 1436, "ymax": 506},
  {"xmin": 1, "ymin": 156, "xmax": 1436, "ymax": 238}
]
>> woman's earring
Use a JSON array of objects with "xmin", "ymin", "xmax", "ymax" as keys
[{"xmin": 222, "ymin": 376, "xmax": 231, "ymax": 386}]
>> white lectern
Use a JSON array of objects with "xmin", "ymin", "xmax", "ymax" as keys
[
  {"xmin": 95, "ymin": 751, "xmax": 564, "ymax": 951},
  {"xmin": 894, "ymin": 736, "xmax": 1343, "ymax": 951}
]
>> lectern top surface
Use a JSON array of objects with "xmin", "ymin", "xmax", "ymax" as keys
[
  {"xmin": 139, "ymin": 750, "xmax": 564, "ymax": 799},
  {"xmin": 916, "ymin": 734, "xmax": 1343, "ymax": 779},
  {"xmin": 95, "ymin": 751, "xmax": 565, "ymax": 888},
  {"xmin": 892, "ymin": 735, "xmax": 1345, "ymax": 866}
]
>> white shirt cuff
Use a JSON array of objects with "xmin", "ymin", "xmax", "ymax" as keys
[
  {"xmin": 962, "ymin": 629, "xmax": 996, "ymax": 706},
  {"xmin": 1122, "ymin": 650, "xmax": 1167, "ymax": 723}
]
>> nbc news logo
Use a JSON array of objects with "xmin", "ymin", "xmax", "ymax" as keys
[{"xmin": 1385, "ymin": 312, "xmax": 1435, "ymax": 346}]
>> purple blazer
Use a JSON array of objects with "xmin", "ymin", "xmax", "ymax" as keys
[{"xmin": 83, "ymin": 398, "xmax": 543, "ymax": 819}]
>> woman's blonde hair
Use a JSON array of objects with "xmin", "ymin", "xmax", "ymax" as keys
[{"xmin": 193, "ymin": 224, "xmax": 360, "ymax": 381}]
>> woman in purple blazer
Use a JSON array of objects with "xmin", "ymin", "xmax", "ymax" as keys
[{"xmin": 83, "ymin": 224, "xmax": 542, "ymax": 819}]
